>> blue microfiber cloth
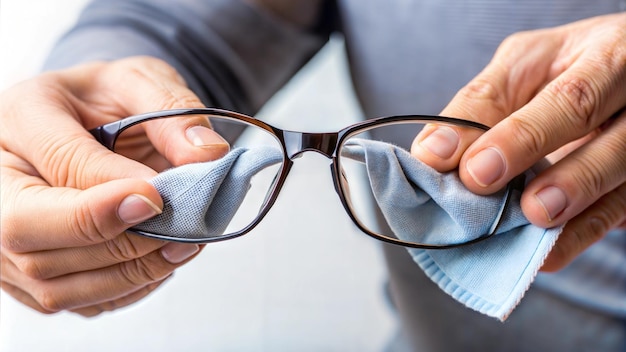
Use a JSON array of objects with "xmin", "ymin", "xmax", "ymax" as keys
[{"xmin": 135, "ymin": 139, "xmax": 562, "ymax": 321}]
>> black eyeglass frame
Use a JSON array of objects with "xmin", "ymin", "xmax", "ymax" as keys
[{"xmin": 90, "ymin": 108, "xmax": 523, "ymax": 249}]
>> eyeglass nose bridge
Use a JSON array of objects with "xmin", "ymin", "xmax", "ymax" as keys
[
  {"xmin": 281, "ymin": 130, "xmax": 340, "ymax": 160},
  {"xmin": 280, "ymin": 129, "xmax": 353, "ymax": 227}
]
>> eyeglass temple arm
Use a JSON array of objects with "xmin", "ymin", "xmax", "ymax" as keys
[
  {"xmin": 90, "ymin": 122, "xmax": 123, "ymax": 150},
  {"xmin": 89, "ymin": 111, "xmax": 179, "ymax": 150}
]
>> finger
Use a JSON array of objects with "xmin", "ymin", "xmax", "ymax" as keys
[
  {"xmin": 411, "ymin": 124, "xmax": 483, "ymax": 171},
  {"xmin": 541, "ymin": 182, "xmax": 626, "ymax": 272},
  {"xmin": 74, "ymin": 57, "xmax": 230, "ymax": 165},
  {"xmin": 412, "ymin": 29, "xmax": 561, "ymax": 171},
  {"xmin": 1, "ymin": 177, "xmax": 162, "ymax": 252},
  {"xmin": 2, "ymin": 232, "xmax": 166, "ymax": 280},
  {"xmin": 544, "ymin": 130, "xmax": 598, "ymax": 164},
  {"xmin": 1, "ymin": 59, "xmax": 228, "ymax": 190},
  {"xmin": 116, "ymin": 114, "xmax": 230, "ymax": 168},
  {"xmin": 2, "ymin": 243, "xmax": 200, "ymax": 312},
  {"xmin": 0, "ymin": 89, "xmax": 158, "ymax": 188},
  {"xmin": 40, "ymin": 244, "xmax": 199, "ymax": 312},
  {"xmin": 0, "ymin": 280, "xmax": 53, "ymax": 315},
  {"xmin": 521, "ymin": 112, "xmax": 626, "ymax": 226},
  {"xmin": 459, "ymin": 46, "xmax": 626, "ymax": 194},
  {"xmin": 69, "ymin": 277, "xmax": 170, "ymax": 317},
  {"xmin": 1, "ymin": 253, "xmax": 56, "ymax": 314}
]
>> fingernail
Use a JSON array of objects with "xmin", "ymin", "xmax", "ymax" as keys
[
  {"xmin": 161, "ymin": 243, "xmax": 200, "ymax": 264},
  {"xmin": 186, "ymin": 125, "xmax": 228, "ymax": 148},
  {"xmin": 535, "ymin": 186, "xmax": 567, "ymax": 222},
  {"xmin": 118, "ymin": 194, "xmax": 161, "ymax": 224},
  {"xmin": 466, "ymin": 147, "xmax": 506, "ymax": 187},
  {"xmin": 418, "ymin": 126, "xmax": 459, "ymax": 159}
]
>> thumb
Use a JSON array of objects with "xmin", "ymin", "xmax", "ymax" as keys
[
  {"xmin": 411, "ymin": 30, "xmax": 559, "ymax": 173},
  {"xmin": 85, "ymin": 57, "xmax": 230, "ymax": 166},
  {"xmin": 4, "ymin": 58, "xmax": 229, "ymax": 190},
  {"xmin": 1, "ymin": 177, "xmax": 163, "ymax": 253}
]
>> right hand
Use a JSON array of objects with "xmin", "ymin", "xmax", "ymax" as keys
[
  {"xmin": 411, "ymin": 14, "xmax": 626, "ymax": 271},
  {"xmin": 0, "ymin": 57, "xmax": 229, "ymax": 317}
]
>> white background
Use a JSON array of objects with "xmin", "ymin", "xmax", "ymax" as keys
[{"xmin": 0, "ymin": 1, "xmax": 396, "ymax": 351}]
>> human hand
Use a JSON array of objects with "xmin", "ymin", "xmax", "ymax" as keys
[
  {"xmin": 411, "ymin": 13, "xmax": 626, "ymax": 271},
  {"xmin": 1, "ymin": 57, "xmax": 229, "ymax": 316}
]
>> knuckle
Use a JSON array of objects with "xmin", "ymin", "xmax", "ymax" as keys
[
  {"xmin": 39, "ymin": 132, "xmax": 88, "ymax": 188},
  {"xmin": 460, "ymin": 77, "xmax": 501, "ymax": 103},
  {"xmin": 596, "ymin": 183, "xmax": 626, "ymax": 225},
  {"xmin": 500, "ymin": 30, "xmax": 534, "ymax": 46},
  {"xmin": 456, "ymin": 76, "xmax": 510, "ymax": 121},
  {"xmin": 588, "ymin": 216, "xmax": 613, "ymax": 242},
  {"xmin": 122, "ymin": 59, "xmax": 201, "ymax": 111},
  {"xmin": 158, "ymin": 94, "xmax": 204, "ymax": 111},
  {"xmin": 496, "ymin": 30, "xmax": 540, "ymax": 65},
  {"xmin": 497, "ymin": 32, "xmax": 525, "ymax": 53},
  {"xmin": 565, "ymin": 217, "xmax": 607, "ymax": 256},
  {"xmin": 122, "ymin": 56, "xmax": 173, "ymax": 74},
  {"xmin": 46, "ymin": 143, "xmax": 125, "ymax": 192},
  {"xmin": 568, "ymin": 156, "xmax": 608, "ymax": 199},
  {"xmin": 546, "ymin": 76, "xmax": 598, "ymax": 130},
  {"xmin": 508, "ymin": 116, "xmax": 548, "ymax": 157},
  {"xmin": 39, "ymin": 144, "xmax": 67, "ymax": 186},
  {"xmin": 594, "ymin": 31, "xmax": 626, "ymax": 80},
  {"xmin": 104, "ymin": 234, "xmax": 142, "ymax": 262},
  {"xmin": 0, "ymin": 186, "xmax": 27, "ymax": 252},
  {"xmin": 561, "ymin": 226, "xmax": 590, "ymax": 261},
  {"xmin": 35, "ymin": 289, "xmax": 64, "ymax": 313},
  {"xmin": 0, "ymin": 214, "xmax": 21, "ymax": 252},
  {"xmin": 562, "ymin": 184, "xmax": 626, "ymax": 256},
  {"xmin": 567, "ymin": 139, "xmax": 626, "ymax": 200},
  {"xmin": 118, "ymin": 256, "xmax": 169, "ymax": 286},
  {"xmin": 14, "ymin": 256, "xmax": 48, "ymax": 280},
  {"xmin": 68, "ymin": 202, "xmax": 111, "ymax": 245}
]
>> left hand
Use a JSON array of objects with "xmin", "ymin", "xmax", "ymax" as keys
[
  {"xmin": 411, "ymin": 13, "xmax": 626, "ymax": 271},
  {"xmin": 0, "ymin": 57, "xmax": 228, "ymax": 316}
]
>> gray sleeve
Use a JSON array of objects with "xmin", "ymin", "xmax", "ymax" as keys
[{"xmin": 44, "ymin": 0, "xmax": 331, "ymax": 115}]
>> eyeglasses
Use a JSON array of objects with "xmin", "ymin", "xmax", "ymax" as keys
[{"xmin": 90, "ymin": 108, "xmax": 521, "ymax": 249}]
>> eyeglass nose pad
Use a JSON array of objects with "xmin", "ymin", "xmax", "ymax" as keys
[
  {"xmin": 331, "ymin": 163, "xmax": 355, "ymax": 209},
  {"xmin": 259, "ymin": 170, "xmax": 282, "ymax": 212}
]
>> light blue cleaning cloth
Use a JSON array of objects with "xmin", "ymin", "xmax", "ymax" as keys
[
  {"xmin": 135, "ymin": 139, "xmax": 562, "ymax": 321},
  {"xmin": 137, "ymin": 146, "xmax": 283, "ymax": 237},
  {"xmin": 341, "ymin": 140, "xmax": 562, "ymax": 320}
]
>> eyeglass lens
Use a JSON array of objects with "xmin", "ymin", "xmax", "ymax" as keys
[
  {"xmin": 113, "ymin": 113, "xmax": 500, "ymax": 247},
  {"xmin": 337, "ymin": 121, "xmax": 496, "ymax": 246},
  {"xmin": 115, "ymin": 113, "xmax": 285, "ymax": 241}
]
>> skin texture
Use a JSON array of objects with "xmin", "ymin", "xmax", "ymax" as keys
[
  {"xmin": 0, "ymin": 8, "xmax": 623, "ymax": 316},
  {"xmin": 0, "ymin": 0, "xmax": 321, "ymax": 318},
  {"xmin": 0, "ymin": 57, "xmax": 229, "ymax": 316},
  {"xmin": 412, "ymin": 13, "xmax": 626, "ymax": 271}
]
